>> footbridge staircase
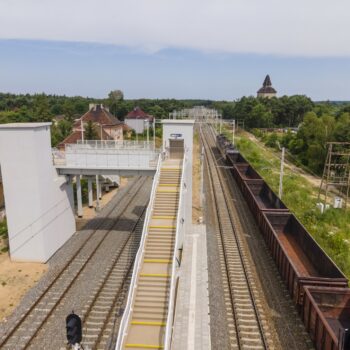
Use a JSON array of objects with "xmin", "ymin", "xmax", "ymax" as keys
[{"xmin": 116, "ymin": 155, "xmax": 187, "ymax": 350}]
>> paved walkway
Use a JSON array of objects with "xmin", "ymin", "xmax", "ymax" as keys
[{"xmin": 172, "ymin": 224, "xmax": 211, "ymax": 350}]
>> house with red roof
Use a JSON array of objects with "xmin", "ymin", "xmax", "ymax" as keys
[
  {"xmin": 58, "ymin": 104, "xmax": 128, "ymax": 149},
  {"xmin": 124, "ymin": 107, "xmax": 153, "ymax": 134}
]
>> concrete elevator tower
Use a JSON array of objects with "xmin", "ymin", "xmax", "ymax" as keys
[
  {"xmin": 0, "ymin": 123, "xmax": 76, "ymax": 262},
  {"xmin": 162, "ymin": 119, "xmax": 194, "ymax": 223}
]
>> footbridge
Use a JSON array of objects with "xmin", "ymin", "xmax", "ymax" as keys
[
  {"xmin": 116, "ymin": 153, "xmax": 188, "ymax": 349},
  {"xmin": 53, "ymin": 140, "xmax": 159, "ymax": 176},
  {"xmin": 52, "ymin": 140, "xmax": 161, "ymax": 218}
]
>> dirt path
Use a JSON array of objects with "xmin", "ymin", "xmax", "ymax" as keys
[
  {"xmin": 245, "ymin": 132, "xmax": 321, "ymax": 188},
  {"xmin": 0, "ymin": 254, "xmax": 47, "ymax": 321}
]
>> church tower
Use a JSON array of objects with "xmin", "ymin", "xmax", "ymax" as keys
[{"xmin": 257, "ymin": 75, "xmax": 277, "ymax": 98}]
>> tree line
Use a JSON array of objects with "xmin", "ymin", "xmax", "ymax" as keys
[
  {"xmin": 0, "ymin": 92, "xmax": 211, "ymax": 145},
  {"xmin": 1, "ymin": 91, "xmax": 349, "ymax": 158},
  {"xmin": 253, "ymin": 109, "xmax": 350, "ymax": 174},
  {"xmin": 216, "ymin": 95, "xmax": 349, "ymax": 176}
]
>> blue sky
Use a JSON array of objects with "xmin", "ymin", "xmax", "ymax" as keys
[
  {"xmin": 1, "ymin": 0, "xmax": 350, "ymax": 101},
  {"xmin": 1, "ymin": 39, "xmax": 349, "ymax": 101}
]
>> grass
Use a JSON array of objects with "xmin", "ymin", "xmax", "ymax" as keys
[
  {"xmin": 0, "ymin": 219, "xmax": 8, "ymax": 254},
  {"xmin": 222, "ymin": 127, "xmax": 350, "ymax": 278},
  {"xmin": 0, "ymin": 220, "xmax": 7, "ymax": 238}
]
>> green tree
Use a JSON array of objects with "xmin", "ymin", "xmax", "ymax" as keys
[
  {"xmin": 289, "ymin": 112, "xmax": 336, "ymax": 173},
  {"xmin": 84, "ymin": 121, "xmax": 98, "ymax": 140},
  {"xmin": 334, "ymin": 113, "xmax": 350, "ymax": 142},
  {"xmin": 245, "ymin": 103, "xmax": 273, "ymax": 128},
  {"xmin": 51, "ymin": 119, "xmax": 73, "ymax": 146},
  {"xmin": 108, "ymin": 90, "xmax": 124, "ymax": 116},
  {"xmin": 62, "ymin": 100, "xmax": 76, "ymax": 120},
  {"xmin": 148, "ymin": 105, "xmax": 166, "ymax": 118},
  {"xmin": 33, "ymin": 94, "xmax": 51, "ymax": 122},
  {"xmin": 265, "ymin": 132, "xmax": 279, "ymax": 148}
]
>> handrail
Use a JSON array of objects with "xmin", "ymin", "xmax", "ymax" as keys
[
  {"xmin": 115, "ymin": 154, "xmax": 162, "ymax": 349},
  {"xmin": 74, "ymin": 140, "xmax": 155, "ymax": 150},
  {"xmin": 164, "ymin": 152, "xmax": 187, "ymax": 350},
  {"xmin": 54, "ymin": 147, "xmax": 160, "ymax": 169}
]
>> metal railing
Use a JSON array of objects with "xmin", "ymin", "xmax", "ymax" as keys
[
  {"xmin": 164, "ymin": 153, "xmax": 187, "ymax": 350},
  {"xmin": 75, "ymin": 140, "xmax": 155, "ymax": 150},
  {"xmin": 115, "ymin": 155, "xmax": 162, "ymax": 349},
  {"xmin": 52, "ymin": 147, "xmax": 159, "ymax": 169},
  {"xmin": 52, "ymin": 148, "xmax": 66, "ymax": 165}
]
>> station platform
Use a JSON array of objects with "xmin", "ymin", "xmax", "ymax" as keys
[{"xmin": 172, "ymin": 224, "xmax": 211, "ymax": 350}]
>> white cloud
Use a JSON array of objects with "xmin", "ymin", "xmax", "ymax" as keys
[{"xmin": 0, "ymin": 0, "xmax": 349, "ymax": 57}]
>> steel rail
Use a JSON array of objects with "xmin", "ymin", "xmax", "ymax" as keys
[
  {"xmin": 21, "ymin": 177, "xmax": 148, "ymax": 350},
  {"xmin": 83, "ymin": 206, "xmax": 147, "ymax": 349},
  {"xmin": 201, "ymin": 124, "xmax": 269, "ymax": 350},
  {"xmin": 0, "ymin": 176, "xmax": 147, "ymax": 349}
]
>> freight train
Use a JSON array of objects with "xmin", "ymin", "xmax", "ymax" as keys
[{"xmin": 216, "ymin": 133, "xmax": 350, "ymax": 350}]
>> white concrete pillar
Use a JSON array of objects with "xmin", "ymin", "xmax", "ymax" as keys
[
  {"xmin": 105, "ymin": 185, "xmax": 110, "ymax": 192},
  {"xmin": 96, "ymin": 175, "xmax": 101, "ymax": 211},
  {"xmin": 99, "ymin": 183, "xmax": 102, "ymax": 200},
  {"xmin": 76, "ymin": 175, "xmax": 83, "ymax": 218},
  {"xmin": 0, "ymin": 123, "xmax": 76, "ymax": 262},
  {"xmin": 88, "ymin": 178, "xmax": 93, "ymax": 208}
]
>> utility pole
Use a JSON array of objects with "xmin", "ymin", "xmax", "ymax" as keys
[
  {"xmin": 96, "ymin": 175, "xmax": 101, "ymax": 211},
  {"xmin": 279, "ymin": 147, "xmax": 285, "ymax": 198},
  {"xmin": 146, "ymin": 120, "xmax": 149, "ymax": 143},
  {"xmin": 232, "ymin": 119, "xmax": 235, "ymax": 145},
  {"xmin": 153, "ymin": 118, "xmax": 156, "ymax": 150},
  {"xmin": 220, "ymin": 117, "xmax": 222, "ymax": 134}
]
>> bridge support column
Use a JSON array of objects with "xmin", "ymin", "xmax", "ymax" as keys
[
  {"xmin": 98, "ymin": 182, "xmax": 102, "ymax": 200},
  {"xmin": 88, "ymin": 178, "xmax": 93, "ymax": 208},
  {"xmin": 96, "ymin": 175, "xmax": 101, "ymax": 211},
  {"xmin": 76, "ymin": 175, "xmax": 83, "ymax": 218}
]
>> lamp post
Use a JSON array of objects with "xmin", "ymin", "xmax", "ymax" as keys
[
  {"xmin": 279, "ymin": 147, "xmax": 285, "ymax": 199},
  {"xmin": 232, "ymin": 119, "xmax": 235, "ymax": 145},
  {"xmin": 153, "ymin": 118, "xmax": 156, "ymax": 150},
  {"xmin": 145, "ymin": 119, "xmax": 149, "ymax": 144}
]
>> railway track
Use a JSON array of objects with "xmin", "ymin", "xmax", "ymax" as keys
[
  {"xmin": 80, "ymin": 206, "xmax": 145, "ymax": 350},
  {"xmin": 201, "ymin": 125, "xmax": 270, "ymax": 350},
  {"xmin": 0, "ymin": 176, "xmax": 151, "ymax": 350},
  {"xmin": 220, "ymin": 152, "xmax": 314, "ymax": 350}
]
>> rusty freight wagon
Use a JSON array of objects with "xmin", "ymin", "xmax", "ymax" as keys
[
  {"xmin": 232, "ymin": 163, "xmax": 263, "ymax": 193},
  {"xmin": 261, "ymin": 213, "xmax": 348, "ymax": 306},
  {"xmin": 241, "ymin": 180, "xmax": 289, "ymax": 229},
  {"xmin": 303, "ymin": 286, "xmax": 350, "ymax": 350},
  {"xmin": 226, "ymin": 151, "xmax": 248, "ymax": 166}
]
